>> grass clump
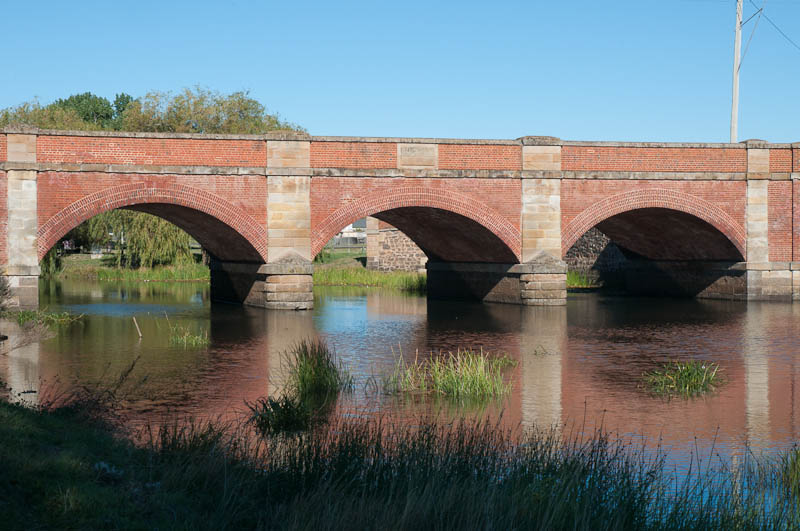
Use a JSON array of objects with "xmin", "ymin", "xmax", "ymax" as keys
[
  {"xmin": 385, "ymin": 349, "xmax": 516, "ymax": 400},
  {"xmin": 642, "ymin": 360, "xmax": 723, "ymax": 398},
  {"xmin": 5, "ymin": 309, "xmax": 83, "ymax": 327},
  {"xmin": 246, "ymin": 395, "xmax": 312, "ymax": 435},
  {"xmin": 168, "ymin": 324, "xmax": 209, "ymax": 348},
  {"xmin": 567, "ymin": 269, "xmax": 599, "ymax": 288},
  {"xmin": 314, "ymin": 267, "xmax": 426, "ymax": 294},
  {"xmin": 284, "ymin": 339, "xmax": 353, "ymax": 399}
]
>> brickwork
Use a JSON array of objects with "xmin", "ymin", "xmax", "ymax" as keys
[
  {"xmin": 0, "ymin": 171, "xmax": 6, "ymax": 266},
  {"xmin": 36, "ymin": 174, "xmax": 268, "ymax": 261},
  {"xmin": 310, "ymin": 178, "xmax": 521, "ymax": 259},
  {"xmin": 438, "ymin": 144, "xmax": 521, "ymax": 170},
  {"xmin": 795, "ymin": 181, "xmax": 800, "ymax": 263},
  {"xmin": 562, "ymin": 146, "xmax": 747, "ymax": 172},
  {"xmin": 561, "ymin": 180, "xmax": 747, "ymax": 257},
  {"xmin": 310, "ymin": 141, "xmax": 396, "ymax": 169},
  {"xmin": 769, "ymin": 149, "xmax": 792, "ymax": 173},
  {"xmin": 768, "ymin": 181, "xmax": 792, "ymax": 262},
  {"xmin": 3, "ymin": 129, "xmax": 800, "ymax": 308},
  {"xmin": 37, "ymin": 135, "xmax": 266, "ymax": 166}
]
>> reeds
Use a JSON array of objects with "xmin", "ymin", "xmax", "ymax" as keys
[
  {"xmin": 168, "ymin": 324, "xmax": 209, "ymax": 348},
  {"xmin": 642, "ymin": 360, "xmax": 723, "ymax": 398},
  {"xmin": 6, "ymin": 309, "xmax": 83, "ymax": 327},
  {"xmin": 248, "ymin": 339, "xmax": 353, "ymax": 436},
  {"xmin": 385, "ymin": 349, "xmax": 516, "ymax": 400},
  {"xmin": 567, "ymin": 269, "xmax": 598, "ymax": 288}
]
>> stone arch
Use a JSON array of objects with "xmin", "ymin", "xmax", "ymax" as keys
[
  {"xmin": 37, "ymin": 182, "xmax": 267, "ymax": 262},
  {"xmin": 312, "ymin": 187, "xmax": 522, "ymax": 261},
  {"xmin": 561, "ymin": 188, "xmax": 746, "ymax": 260}
]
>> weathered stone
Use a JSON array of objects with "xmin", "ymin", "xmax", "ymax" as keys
[
  {"xmin": 398, "ymin": 143, "xmax": 437, "ymax": 169},
  {"xmin": 265, "ymin": 282, "xmax": 313, "ymax": 293},
  {"xmin": 266, "ymin": 274, "xmax": 313, "ymax": 284},
  {"xmin": 265, "ymin": 301, "xmax": 314, "ymax": 310},
  {"xmin": 266, "ymin": 292, "xmax": 314, "ymax": 302}
]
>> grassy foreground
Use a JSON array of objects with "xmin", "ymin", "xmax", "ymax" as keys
[{"xmin": 2, "ymin": 394, "xmax": 800, "ymax": 530}]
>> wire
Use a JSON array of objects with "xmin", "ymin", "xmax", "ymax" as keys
[
  {"xmin": 739, "ymin": 0, "xmax": 765, "ymax": 69},
  {"xmin": 748, "ymin": 0, "xmax": 800, "ymax": 54}
]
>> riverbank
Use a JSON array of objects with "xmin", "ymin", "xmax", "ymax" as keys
[
  {"xmin": 50, "ymin": 253, "xmax": 210, "ymax": 282},
  {"xmin": 1, "ymin": 391, "xmax": 798, "ymax": 529}
]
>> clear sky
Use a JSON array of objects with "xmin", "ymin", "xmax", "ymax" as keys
[{"xmin": 3, "ymin": 0, "xmax": 799, "ymax": 142}]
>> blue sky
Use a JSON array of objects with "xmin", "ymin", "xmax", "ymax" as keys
[{"xmin": 3, "ymin": 0, "xmax": 799, "ymax": 142}]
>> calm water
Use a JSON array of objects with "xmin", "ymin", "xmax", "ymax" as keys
[{"xmin": 3, "ymin": 278, "xmax": 800, "ymax": 463}]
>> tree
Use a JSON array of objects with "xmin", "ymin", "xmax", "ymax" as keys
[{"xmin": 0, "ymin": 87, "xmax": 302, "ymax": 270}]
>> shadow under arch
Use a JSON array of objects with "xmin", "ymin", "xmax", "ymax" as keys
[
  {"xmin": 561, "ymin": 188, "xmax": 746, "ymax": 261},
  {"xmin": 37, "ymin": 183, "xmax": 267, "ymax": 263},
  {"xmin": 312, "ymin": 187, "xmax": 522, "ymax": 263}
]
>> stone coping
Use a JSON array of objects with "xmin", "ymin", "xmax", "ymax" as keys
[{"xmin": 3, "ymin": 127, "xmax": 797, "ymax": 148}]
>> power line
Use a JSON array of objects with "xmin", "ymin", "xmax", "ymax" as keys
[
  {"xmin": 739, "ymin": 1, "xmax": 764, "ymax": 68},
  {"xmin": 748, "ymin": 0, "xmax": 800, "ymax": 53}
]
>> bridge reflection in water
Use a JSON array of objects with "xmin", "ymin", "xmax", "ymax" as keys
[{"xmin": 3, "ymin": 281, "xmax": 800, "ymax": 460}]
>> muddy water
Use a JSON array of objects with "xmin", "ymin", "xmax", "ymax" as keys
[{"xmin": 2, "ymin": 278, "xmax": 800, "ymax": 463}]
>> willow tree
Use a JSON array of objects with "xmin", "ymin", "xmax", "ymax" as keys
[{"xmin": 1, "ymin": 88, "xmax": 303, "ymax": 270}]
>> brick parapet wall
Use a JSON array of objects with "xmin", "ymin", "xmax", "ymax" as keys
[
  {"xmin": 37, "ymin": 135, "xmax": 266, "ymax": 167},
  {"xmin": 0, "ymin": 134, "xmax": 6, "ymax": 162},
  {"xmin": 562, "ymin": 146, "xmax": 747, "ymax": 173},
  {"xmin": 9, "ymin": 129, "xmax": 796, "ymax": 175}
]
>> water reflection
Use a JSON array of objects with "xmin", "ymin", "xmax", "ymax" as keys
[{"xmin": 2, "ymin": 280, "xmax": 800, "ymax": 461}]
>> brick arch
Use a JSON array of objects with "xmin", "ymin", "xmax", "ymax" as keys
[
  {"xmin": 37, "ymin": 182, "xmax": 268, "ymax": 261},
  {"xmin": 562, "ymin": 188, "xmax": 746, "ymax": 259},
  {"xmin": 312, "ymin": 187, "xmax": 522, "ymax": 260}
]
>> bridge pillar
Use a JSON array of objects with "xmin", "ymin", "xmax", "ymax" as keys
[
  {"xmin": 520, "ymin": 138, "xmax": 567, "ymax": 305},
  {"xmin": 744, "ymin": 143, "xmax": 793, "ymax": 301},
  {"xmin": 263, "ymin": 132, "xmax": 314, "ymax": 310},
  {"xmin": 3, "ymin": 132, "xmax": 39, "ymax": 309}
]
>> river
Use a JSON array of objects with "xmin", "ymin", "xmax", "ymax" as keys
[{"xmin": 2, "ymin": 278, "xmax": 800, "ymax": 465}]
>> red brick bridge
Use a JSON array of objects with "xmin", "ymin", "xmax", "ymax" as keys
[{"xmin": 2, "ymin": 127, "xmax": 798, "ymax": 309}]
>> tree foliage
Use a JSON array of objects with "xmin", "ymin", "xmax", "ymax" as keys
[{"xmin": 0, "ymin": 87, "xmax": 302, "ymax": 269}]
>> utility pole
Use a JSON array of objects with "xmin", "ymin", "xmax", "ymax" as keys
[{"xmin": 730, "ymin": 0, "xmax": 743, "ymax": 143}]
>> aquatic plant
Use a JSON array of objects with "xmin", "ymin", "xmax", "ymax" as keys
[
  {"xmin": 246, "ymin": 394, "xmax": 312, "ymax": 435},
  {"xmin": 313, "ymin": 266, "xmax": 426, "ymax": 293},
  {"xmin": 385, "ymin": 349, "xmax": 516, "ymax": 400},
  {"xmin": 7, "ymin": 309, "xmax": 83, "ymax": 327},
  {"xmin": 641, "ymin": 360, "xmax": 723, "ymax": 398},
  {"xmin": 168, "ymin": 324, "xmax": 209, "ymax": 348},
  {"xmin": 283, "ymin": 339, "xmax": 353, "ymax": 399}
]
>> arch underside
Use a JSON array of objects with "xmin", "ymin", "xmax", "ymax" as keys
[
  {"xmin": 124, "ymin": 204, "xmax": 263, "ymax": 262},
  {"xmin": 593, "ymin": 208, "xmax": 744, "ymax": 261},
  {"xmin": 37, "ymin": 183, "xmax": 267, "ymax": 262},
  {"xmin": 373, "ymin": 207, "xmax": 518, "ymax": 263}
]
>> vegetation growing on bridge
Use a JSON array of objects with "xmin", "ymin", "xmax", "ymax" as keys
[{"xmin": 1, "ymin": 88, "xmax": 303, "ymax": 276}]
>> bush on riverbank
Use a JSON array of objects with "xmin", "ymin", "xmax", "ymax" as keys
[{"xmin": 2, "ymin": 391, "xmax": 799, "ymax": 530}]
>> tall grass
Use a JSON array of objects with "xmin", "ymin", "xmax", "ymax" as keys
[
  {"xmin": 567, "ymin": 269, "xmax": 598, "ymax": 288},
  {"xmin": 283, "ymin": 339, "xmax": 354, "ymax": 399},
  {"xmin": 5, "ymin": 309, "xmax": 83, "ymax": 327},
  {"xmin": 248, "ymin": 339, "xmax": 353, "ymax": 435},
  {"xmin": 642, "ymin": 360, "xmax": 723, "ymax": 398},
  {"xmin": 314, "ymin": 267, "xmax": 426, "ymax": 293},
  {"xmin": 385, "ymin": 349, "xmax": 516, "ymax": 400},
  {"xmin": 168, "ymin": 324, "xmax": 210, "ymax": 348}
]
